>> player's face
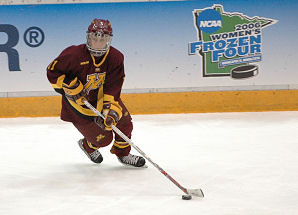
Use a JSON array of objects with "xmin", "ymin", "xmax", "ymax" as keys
[{"xmin": 88, "ymin": 33, "xmax": 110, "ymax": 51}]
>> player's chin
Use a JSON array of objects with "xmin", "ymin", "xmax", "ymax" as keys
[{"xmin": 92, "ymin": 44, "xmax": 105, "ymax": 50}]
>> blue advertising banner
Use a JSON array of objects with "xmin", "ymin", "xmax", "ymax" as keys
[{"xmin": 0, "ymin": 1, "xmax": 297, "ymax": 94}]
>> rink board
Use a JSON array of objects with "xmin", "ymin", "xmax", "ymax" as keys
[
  {"xmin": 0, "ymin": 1, "xmax": 297, "ymax": 117},
  {"xmin": 0, "ymin": 89, "xmax": 298, "ymax": 117}
]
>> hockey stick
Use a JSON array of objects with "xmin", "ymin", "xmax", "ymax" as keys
[{"xmin": 83, "ymin": 99, "xmax": 204, "ymax": 198}]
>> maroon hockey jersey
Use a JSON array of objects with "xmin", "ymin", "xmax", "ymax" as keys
[{"xmin": 47, "ymin": 44, "xmax": 125, "ymax": 123}]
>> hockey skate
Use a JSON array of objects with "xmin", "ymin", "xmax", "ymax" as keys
[
  {"xmin": 117, "ymin": 154, "xmax": 147, "ymax": 168},
  {"xmin": 78, "ymin": 139, "xmax": 103, "ymax": 164}
]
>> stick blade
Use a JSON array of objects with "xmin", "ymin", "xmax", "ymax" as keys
[{"xmin": 187, "ymin": 188, "xmax": 204, "ymax": 198}]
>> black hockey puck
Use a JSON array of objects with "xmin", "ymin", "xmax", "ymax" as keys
[
  {"xmin": 182, "ymin": 195, "xmax": 192, "ymax": 200},
  {"xmin": 231, "ymin": 64, "xmax": 258, "ymax": 79}
]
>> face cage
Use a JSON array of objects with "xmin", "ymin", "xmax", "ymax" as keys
[{"xmin": 86, "ymin": 32, "xmax": 112, "ymax": 57}]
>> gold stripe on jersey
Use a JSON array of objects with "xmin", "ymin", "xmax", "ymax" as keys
[
  {"xmin": 87, "ymin": 140, "xmax": 99, "ymax": 150},
  {"xmin": 96, "ymin": 85, "xmax": 104, "ymax": 114},
  {"xmin": 80, "ymin": 61, "xmax": 89, "ymax": 65},
  {"xmin": 104, "ymin": 94, "xmax": 122, "ymax": 112},
  {"xmin": 51, "ymin": 74, "xmax": 66, "ymax": 89},
  {"xmin": 113, "ymin": 141, "xmax": 129, "ymax": 149},
  {"xmin": 90, "ymin": 48, "xmax": 110, "ymax": 67},
  {"xmin": 62, "ymin": 77, "xmax": 84, "ymax": 96},
  {"xmin": 47, "ymin": 60, "xmax": 58, "ymax": 71},
  {"xmin": 67, "ymin": 98, "xmax": 98, "ymax": 116}
]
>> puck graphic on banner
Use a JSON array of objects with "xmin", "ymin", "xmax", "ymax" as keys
[{"xmin": 231, "ymin": 65, "xmax": 259, "ymax": 79}]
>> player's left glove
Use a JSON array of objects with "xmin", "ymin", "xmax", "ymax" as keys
[
  {"xmin": 62, "ymin": 77, "xmax": 86, "ymax": 105},
  {"xmin": 97, "ymin": 103, "xmax": 122, "ymax": 131}
]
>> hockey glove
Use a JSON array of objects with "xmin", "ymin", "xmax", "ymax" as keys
[
  {"xmin": 101, "ymin": 103, "xmax": 122, "ymax": 131},
  {"xmin": 62, "ymin": 77, "xmax": 86, "ymax": 105}
]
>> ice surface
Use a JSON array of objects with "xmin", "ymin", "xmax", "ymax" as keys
[{"xmin": 0, "ymin": 112, "xmax": 298, "ymax": 215}]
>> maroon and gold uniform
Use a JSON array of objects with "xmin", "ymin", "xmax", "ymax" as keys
[{"xmin": 47, "ymin": 44, "xmax": 132, "ymax": 156}]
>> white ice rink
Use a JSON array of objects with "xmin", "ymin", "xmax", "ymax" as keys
[{"xmin": 0, "ymin": 111, "xmax": 298, "ymax": 215}]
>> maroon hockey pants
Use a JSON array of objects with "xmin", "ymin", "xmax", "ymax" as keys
[{"xmin": 73, "ymin": 100, "xmax": 132, "ymax": 157}]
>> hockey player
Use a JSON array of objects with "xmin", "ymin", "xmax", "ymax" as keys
[{"xmin": 46, "ymin": 19, "xmax": 146, "ymax": 168}]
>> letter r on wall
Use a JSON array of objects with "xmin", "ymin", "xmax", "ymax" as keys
[{"xmin": 0, "ymin": 24, "xmax": 21, "ymax": 71}]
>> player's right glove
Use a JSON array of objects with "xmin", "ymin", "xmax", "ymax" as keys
[{"xmin": 62, "ymin": 77, "xmax": 86, "ymax": 105}]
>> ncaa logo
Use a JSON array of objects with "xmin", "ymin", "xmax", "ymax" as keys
[{"xmin": 197, "ymin": 9, "xmax": 222, "ymax": 34}]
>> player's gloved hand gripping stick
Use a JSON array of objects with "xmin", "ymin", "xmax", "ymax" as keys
[{"xmin": 83, "ymin": 99, "xmax": 204, "ymax": 200}]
